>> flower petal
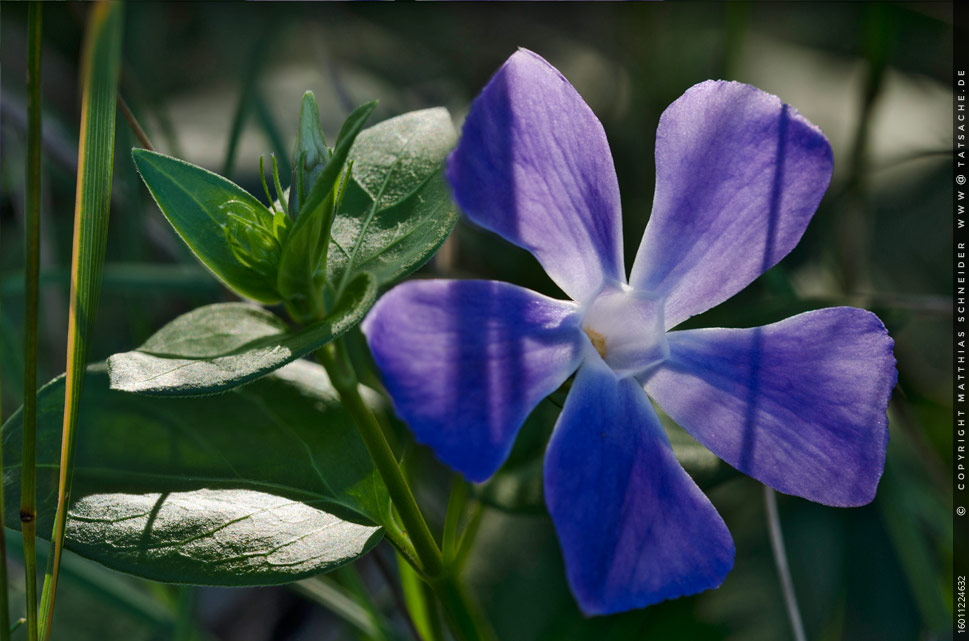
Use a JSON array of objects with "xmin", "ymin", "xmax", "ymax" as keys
[
  {"xmin": 544, "ymin": 359, "xmax": 735, "ymax": 615},
  {"xmin": 362, "ymin": 279, "xmax": 585, "ymax": 482},
  {"xmin": 446, "ymin": 49, "xmax": 624, "ymax": 302},
  {"xmin": 643, "ymin": 307, "xmax": 896, "ymax": 507},
  {"xmin": 629, "ymin": 81, "xmax": 833, "ymax": 328}
]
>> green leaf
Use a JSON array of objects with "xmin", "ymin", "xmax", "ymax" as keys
[
  {"xmin": 329, "ymin": 107, "xmax": 458, "ymax": 295},
  {"xmin": 1, "ymin": 361, "xmax": 393, "ymax": 586},
  {"xmin": 131, "ymin": 149, "xmax": 283, "ymax": 304},
  {"xmin": 106, "ymin": 272, "xmax": 376, "ymax": 396}
]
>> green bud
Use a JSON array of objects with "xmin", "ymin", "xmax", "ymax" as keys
[
  {"xmin": 290, "ymin": 91, "xmax": 329, "ymax": 218},
  {"xmin": 220, "ymin": 199, "xmax": 285, "ymax": 284}
]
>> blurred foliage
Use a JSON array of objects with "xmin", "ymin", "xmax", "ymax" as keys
[{"xmin": 0, "ymin": 2, "xmax": 954, "ymax": 640}]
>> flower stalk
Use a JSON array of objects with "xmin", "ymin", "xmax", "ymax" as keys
[
  {"xmin": 316, "ymin": 340, "xmax": 495, "ymax": 641},
  {"xmin": 765, "ymin": 487, "xmax": 807, "ymax": 641},
  {"xmin": 20, "ymin": 4, "xmax": 44, "ymax": 639}
]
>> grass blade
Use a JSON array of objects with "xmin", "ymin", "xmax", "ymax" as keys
[
  {"xmin": 37, "ymin": 3, "xmax": 124, "ymax": 639},
  {"xmin": 20, "ymin": 4, "xmax": 44, "ymax": 640}
]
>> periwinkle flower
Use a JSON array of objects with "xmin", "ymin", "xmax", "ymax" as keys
[{"xmin": 362, "ymin": 49, "xmax": 897, "ymax": 614}]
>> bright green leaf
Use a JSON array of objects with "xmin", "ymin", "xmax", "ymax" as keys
[
  {"xmin": 2, "ymin": 361, "xmax": 393, "ymax": 586},
  {"xmin": 106, "ymin": 272, "xmax": 376, "ymax": 396},
  {"xmin": 131, "ymin": 149, "xmax": 283, "ymax": 304},
  {"xmin": 329, "ymin": 107, "xmax": 458, "ymax": 295}
]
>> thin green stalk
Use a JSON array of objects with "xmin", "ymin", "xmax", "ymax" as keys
[
  {"xmin": 37, "ymin": 4, "xmax": 124, "ymax": 639},
  {"xmin": 765, "ymin": 487, "xmax": 807, "ymax": 641},
  {"xmin": 372, "ymin": 549, "xmax": 423, "ymax": 641},
  {"xmin": 316, "ymin": 341, "xmax": 495, "ymax": 641},
  {"xmin": 117, "ymin": 95, "xmax": 153, "ymax": 151},
  {"xmin": 427, "ymin": 575, "xmax": 494, "ymax": 641},
  {"xmin": 316, "ymin": 343, "xmax": 443, "ymax": 579},
  {"xmin": 398, "ymin": 552, "xmax": 444, "ymax": 641},
  {"xmin": 442, "ymin": 480, "xmax": 468, "ymax": 562},
  {"xmin": 20, "ymin": 5, "xmax": 44, "ymax": 640},
  {"xmin": 452, "ymin": 503, "xmax": 483, "ymax": 575},
  {"xmin": 0, "ymin": 2, "xmax": 11, "ymax": 635}
]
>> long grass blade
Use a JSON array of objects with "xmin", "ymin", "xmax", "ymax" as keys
[
  {"xmin": 36, "ymin": 4, "xmax": 124, "ymax": 639},
  {"xmin": 20, "ymin": 4, "xmax": 44, "ymax": 640}
]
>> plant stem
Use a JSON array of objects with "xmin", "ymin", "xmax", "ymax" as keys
[
  {"xmin": 372, "ymin": 549, "xmax": 423, "ymax": 641},
  {"xmin": 117, "ymin": 95, "xmax": 153, "ymax": 151},
  {"xmin": 442, "ymin": 479, "xmax": 467, "ymax": 562},
  {"xmin": 0, "ymin": 7, "xmax": 11, "ymax": 639},
  {"xmin": 452, "ymin": 503, "xmax": 483, "ymax": 575},
  {"xmin": 21, "ymin": 5, "xmax": 44, "ymax": 640},
  {"xmin": 317, "ymin": 343, "xmax": 443, "ymax": 578},
  {"xmin": 398, "ymin": 550, "xmax": 445, "ymax": 641},
  {"xmin": 764, "ymin": 487, "xmax": 807, "ymax": 641},
  {"xmin": 316, "ymin": 340, "xmax": 495, "ymax": 641},
  {"xmin": 427, "ymin": 575, "xmax": 494, "ymax": 641}
]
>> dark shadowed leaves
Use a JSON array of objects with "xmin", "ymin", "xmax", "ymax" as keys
[{"xmin": 1, "ymin": 361, "xmax": 393, "ymax": 585}]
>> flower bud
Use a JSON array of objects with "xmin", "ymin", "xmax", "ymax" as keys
[{"xmin": 221, "ymin": 199, "xmax": 283, "ymax": 283}]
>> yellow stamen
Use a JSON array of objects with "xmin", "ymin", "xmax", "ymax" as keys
[{"xmin": 584, "ymin": 327, "xmax": 607, "ymax": 358}]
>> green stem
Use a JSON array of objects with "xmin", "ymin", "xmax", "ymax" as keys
[
  {"xmin": 372, "ymin": 549, "xmax": 423, "ymax": 641},
  {"xmin": 398, "ymin": 551, "xmax": 444, "ymax": 641},
  {"xmin": 316, "ymin": 341, "xmax": 495, "ymax": 641},
  {"xmin": 765, "ymin": 487, "xmax": 807, "ymax": 641},
  {"xmin": 452, "ymin": 503, "xmax": 483, "ymax": 575},
  {"xmin": 442, "ymin": 480, "xmax": 468, "ymax": 562},
  {"xmin": 316, "ymin": 343, "xmax": 443, "ymax": 579},
  {"xmin": 0, "ymin": 10, "xmax": 11, "ymax": 639},
  {"xmin": 21, "ymin": 5, "xmax": 43, "ymax": 640},
  {"xmin": 117, "ymin": 95, "xmax": 153, "ymax": 152},
  {"xmin": 427, "ymin": 575, "xmax": 494, "ymax": 641}
]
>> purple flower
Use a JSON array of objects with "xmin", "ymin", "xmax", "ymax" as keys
[{"xmin": 362, "ymin": 49, "xmax": 897, "ymax": 614}]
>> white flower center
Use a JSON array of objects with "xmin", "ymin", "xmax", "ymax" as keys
[{"xmin": 581, "ymin": 282, "xmax": 669, "ymax": 379}]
